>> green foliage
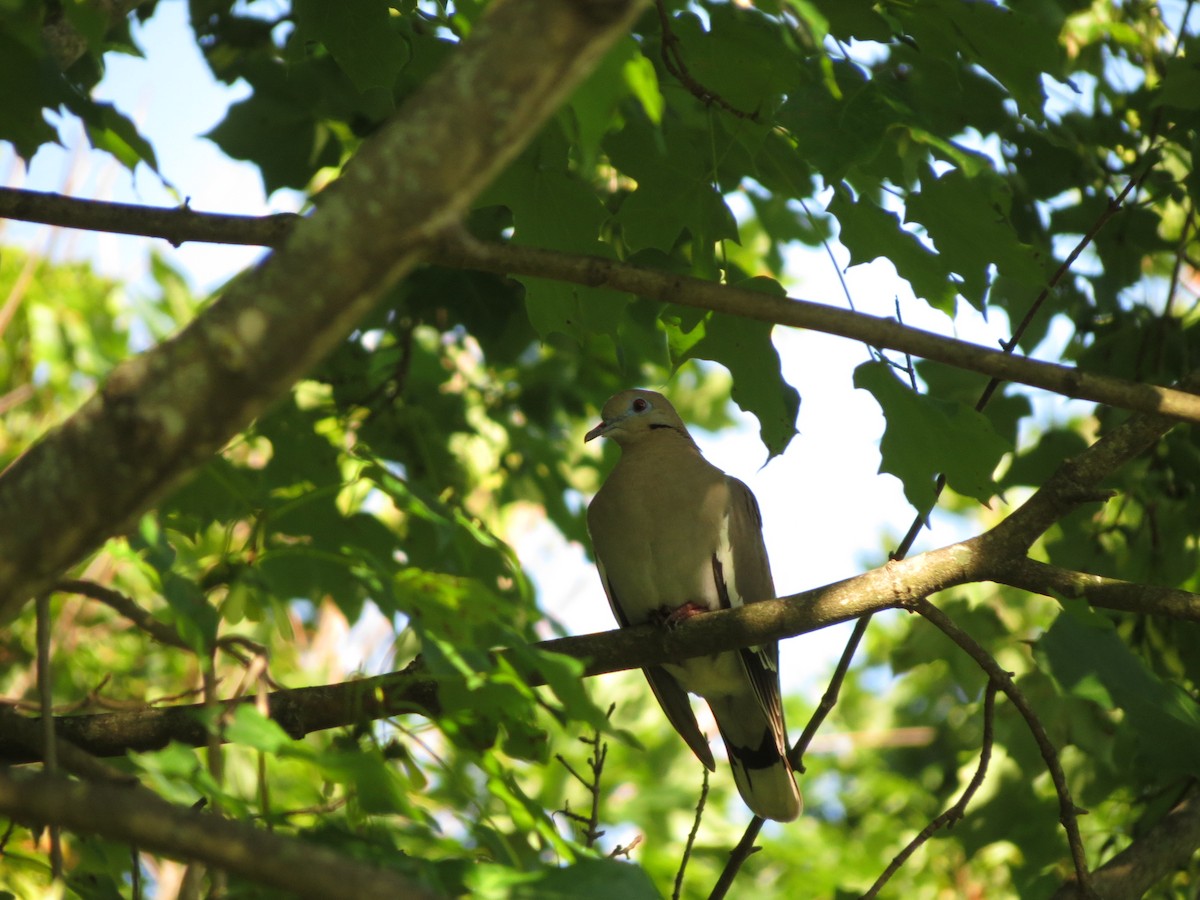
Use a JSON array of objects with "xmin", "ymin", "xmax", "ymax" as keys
[
  {"xmin": 1039, "ymin": 602, "xmax": 1200, "ymax": 778},
  {"xmin": 854, "ymin": 360, "xmax": 1011, "ymax": 515},
  {"xmin": 0, "ymin": 0, "xmax": 157, "ymax": 169},
  {"xmin": 0, "ymin": 248, "xmax": 145, "ymax": 466},
  {"xmin": 3, "ymin": 0, "xmax": 1200, "ymax": 897}
]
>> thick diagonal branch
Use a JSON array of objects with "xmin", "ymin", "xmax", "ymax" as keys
[
  {"xmin": 0, "ymin": 0, "xmax": 648, "ymax": 618},
  {"xmin": 983, "ymin": 367, "xmax": 1200, "ymax": 557}
]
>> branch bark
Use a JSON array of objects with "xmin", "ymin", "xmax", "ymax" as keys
[
  {"xmin": 435, "ymin": 234, "xmax": 1200, "ymax": 424},
  {"xmin": 993, "ymin": 559, "xmax": 1200, "ymax": 620},
  {"xmin": 4, "ymin": 187, "xmax": 1200, "ymax": 427},
  {"xmin": 0, "ymin": 187, "xmax": 299, "ymax": 247},
  {"xmin": 3, "ymin": 536, "xmax": 1197, "ymax": 765},
  {"xmin": 41, "ymin": 0, "xmax": 154, "ymax": 69},
  {"xmin": 0, "ymin": 768, "xmax": 440, "ymax": 900},
  {"xmin": 1053, "ymin": 784, "xmax": 1200, "ymax": 900},
  {"xmin": 0, "ymin": 0, "xmax": 648, "ymax": 619}
]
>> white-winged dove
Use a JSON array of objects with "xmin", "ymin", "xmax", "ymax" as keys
[{"xmin": 585, "ymin": 389, "xmax": 801, "ymax": 822}]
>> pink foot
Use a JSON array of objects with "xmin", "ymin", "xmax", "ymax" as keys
[{"xmin": 663, "ymin": 601, "xmax": 708, "ymax": 626}]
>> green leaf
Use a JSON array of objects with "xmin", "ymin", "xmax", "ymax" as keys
[
  {"xmin": 1050, "ymin": 202, "xmax": 1174, "ymax": 309},
  {"xmin": 293, "ymin": 0, "xmax": 405, "ymax": 96},
  {"xmin": 224, "ymin": 705, "xmax": 292, "ymax": 753},
  {"xmin": 79, "ymin": 101, "xmax": 160, "ymax": 173},
  {"xmin": 567, "ymin": 37, "xmax": 662, "ymax": 171},
  {"xmin": 829, "ymin": 186, "xmax": 958, "ymax": 314},
  {"xmin": 915, "ymin": 360, "xmax": 1031, "ymax": 448},
  {"xmin": 510, "ymin": 646, "xmax": 611, "ymax": 732},
  {"xmin": 160, "ymin": 570, "xmax": 220, "ymax": 653},
  {"xmin": 808, "ymin": 0, "xmax": 896, "ymax": 42},
  {"xmin": 317, "ymin": 748, "xmax": 414, "ymax": 816},
  {"xmin": 778, "ymin": 67, "xmax": 900, "ymax": 182},
  {"xmin": 666, "ymin": 6, "xmax": 796, "ymax": 114},
  {"xmin": 1039, "ymin": 603, "xmax": 1200, "ymax": 777},
  {"xmin": 61, "ymin": 0, "xmax": 109, "ymax": 50},
  {"xmin": 206, "ymin": 87, "xmax": 341, "ymax": 193},
  {"xmin": 622, "ymin": 53, "xmax": 663, "ymax": 124},
  {"xmin": 129, "ymin": 742, "xmax": 219, "ymax": 807},
  {"xmin": 854, "ymin": 361, "xmax": 1010, "ymax": 515},
  {"xmin": 663, "ymin": 287, "xmax": 800, "ymax": 458},
  {"xmin": 0, "ymin": 28, "xmax": 62, "ymax": 158},
  {"xmin": 1000, "ymin": 429, "xmax": 1089, "ymax": 489},
  {"xmin": 606, "ymin": 116, "xmax": 740, "ymax": 255},
  {"xmin": 897, "ymin": 0, "xmax": 1063, "ymax": 117},
  {"xmin": 484, "ymin": 129, "xmax": 630, "ymax": 342},
  {"xmin": 1155, "ymin": 57, "xmax": 1200, "ymax": 109},
  {"xmin": 905, "ymin": 167, "xmax": 1049, "ymax": 309},
  {"xmin": 466, "ymin": 858, "xmax": 659, "ymax": 899}
]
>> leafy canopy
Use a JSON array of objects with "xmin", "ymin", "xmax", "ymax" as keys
[{"xmin": 1, "ymin": 0, "xmax": 1200, "ymax": 898}]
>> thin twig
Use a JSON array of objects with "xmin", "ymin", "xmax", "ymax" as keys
[
  {"xmin": 909, "ymin": 598, "xmax": 1093, "ymax": 896},
  {"xmin": 793, "ymin": 615, "xmax": 871, "ymax": 775},
  {"xmin": 609, "ymin": 834, "xmax": 643, "ymax": 859},
  {"xmin": 673, "ymin": 767, "xmax": 709, "ymax": 900},
  {"xmin": 202, "ymin": 651, "xmax": 227, "ymax": 898},
  {"xmin": 998, "ymin": 164, "xmax": 1150, "ymax": 369},
  {"xmin": 711, "ymin": 610, "xmax": 872, "ymax": 899},
  {"xmin": 554, "ymin": 703, "xmax": 613, "ymax": 847},
  {"xmin": 862, "ymin": 680, "xmax": 1000, "ymax": 898},
  {"xmin": 58, "ymin": 579, "xmax": 194, "ymax": 651},
  {"xmin": 708, "ymin": 817, "xmax": 762, "ymax": 900},
  {"xmin": 56, "ymin": 579, "xmax": 284, "ymax": 686},
  {"xmin": 36, "ymin": 592, "xmax": 63, "ymax": 880},
  {"xmin": 903, "ymin": 159, "xmax": 1155, "ymax": 554},
  {"xmin": 131, "ymin": 845, "xmax": 142, "ymax": 900},
  {"xmin": 1161, "ymin": 208, "xmax": 1194, "ymax": 320},
  {"xmin": 831, "ymin": 159, "xmax": 1153, "ymax": 898},
  {"xmin": 653, "ymin": 0, "xmax": 757, "ymax": 119}
]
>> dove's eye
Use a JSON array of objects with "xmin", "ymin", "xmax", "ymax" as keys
[{"xmin": 632, "ymin": 398, "xmax": 649, "ymax": 413}]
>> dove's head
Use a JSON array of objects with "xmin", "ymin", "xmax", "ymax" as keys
[{"xmin": 584, "ymin": 390, "xmax": 693, "ymax": 448}]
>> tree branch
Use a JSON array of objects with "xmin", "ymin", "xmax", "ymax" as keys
[
  {"xmin": 0, "ymin": 563, "xmax": 908, "ymax": 764},
  {"xmin": 909, "ymin": 598, "xmax": 1092, "ymax": 895},
  {"xmin": 983, "ymin": 367, "xmax": 1200, "ymax": 558},
  {"xmin": 1053, "ymin": 783, "xmax": 1200, "ymax": 900},
  {"xmin": 55, "ymin": 579, "xmax": 271, "ymax": 671},
  {"xmin": 3, "ymin": 185, "xmax": 1199, "ymax": 427},
  {"xmin": 0, "ymin": 769, "xmax": 439, "ymax": 900},
  {"xmin": 41, "ymin": 0, "xmax": 154, "ymax": 69},
  {"xmin": 3, "ymin": 535, "xmax": 1198, "ymax": 765},
  {"xmin": 434, "ymin": 233, "xmax": 1200, "ymax": 424},
  {"xmin": 1, "ymin": 349, "xmax": 1193, "ymax": 763},
  {"xmin": 56, "ymin": 578, "xmax": 195, "ymax": 652},
  {"xmin": 863, "ymin": 680, "xmax": 1000, "ymax": 898},
  {"xmin": 0, "ymin": 0, "xmax": 649, "ymax": 619},
  {"xmin": 0, "ymin": 187, "xmax": 299, "ymax": 247},
  {"xmin": 993, "ymin": 559, "xmax": 1200, "ymax": 620}
]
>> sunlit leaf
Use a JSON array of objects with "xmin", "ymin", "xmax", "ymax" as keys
[{"xmin": 854, "ymin": 361, "xmax": 1010, "ymax": 514}]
